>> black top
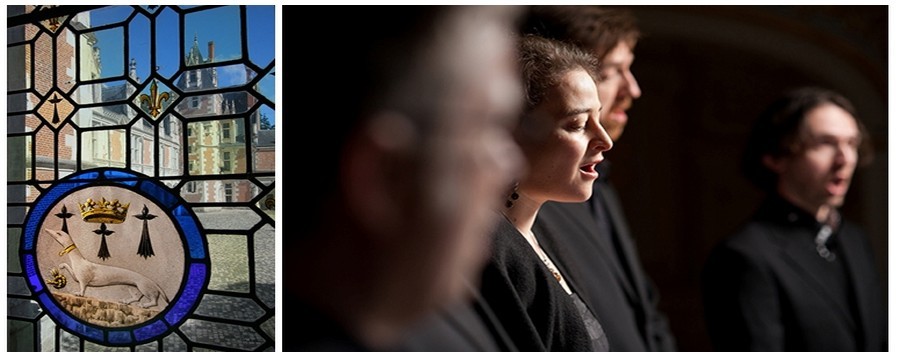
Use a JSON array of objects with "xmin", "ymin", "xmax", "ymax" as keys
[
  {"xmin": 478, "ymin": 217, "xmax": 597, "ymax": 351},
  {"xmin": 702, "ymin": 195, "xmax": 887, "ymax": 351}
]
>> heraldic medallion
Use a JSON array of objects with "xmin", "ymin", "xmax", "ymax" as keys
[{"xmin": 21, "ymin": 169, "xmax": 209, "ymax": 346}]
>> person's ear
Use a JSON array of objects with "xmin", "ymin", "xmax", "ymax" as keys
[
  {"xmin": 762, "ymin": 154, "xmax": 786, "ymax": 174},
  {"xmin": 340, "ymin": 112, "xmax": 417, "ymax": 238}
]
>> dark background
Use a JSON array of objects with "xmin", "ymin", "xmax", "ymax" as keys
[{"xmin": 608, "ymin": 5, "xmax": 887, "ymax": 351}]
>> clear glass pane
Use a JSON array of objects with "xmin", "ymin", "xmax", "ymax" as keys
[
  {"xmin": 71, "ymin": 81, "xmax": 135, "ymax": 106},
  {"xmin": 180, "ymin": 319, "xmax": 265, "ymax": 351},
  {"xmin": 72, "ymin": 106, "xmax": 133, "ymax": 128},
  {"xmin": 184, "ymin": 6, "xmax": 242, "ymax": 66},
  {"xmin": 80, "ymin": 128, "xmax": 127, "ymax": 169},
  {"xmin": 247, "ymin": 6, "xmax": 274, "ymax": 68},
  {"xmin": 8, "ymin": 298, "xmax": 41, "ymax": 320},
  {"xmin": 80, "ymin": 6, "xmax": 133, "ymax": 29},
  {"xmin": 158, "ymin": 116, "xmax": 183, "ymax": 177},
  {"xmin": 7, "ymin": 44, "xmax": 30, "ymax": 91},
  {"xmin": 207, "ymin": 234, "xmax": 248, "ymax": 293},
  {"xmin": 255, "ymin": 224, "xmax": 275, "ymax": 309},
  {"xmin": 195, "ymin": 203, "xmax": 260, "ymax": 229},
  {"xmin": 7, "ymin": 228, "xmax": 22, "ymax": 272},
  {"xmin": 177, "ymin": 91, "xmax": 255, "ymax": 118},
  {"xmin": 155, "ymin": 8, "xmax": 179, "ymax": 80},
  {"xmin": 7, "ymin": 320, "xmax": 35, "ymax": 352},
  {"xmin": 174, "ymin": 64, "xmax": 256, "ymax": 93},
  {"xmin": 34, "ymin": 33, "xmax": 52, "ymax": 96},
  {"xmin": 128, "ymin": 14, "xmax": 151, "ymax": 83},
  {"xmin": 195, "ymin": 294, "xmax": 265, "ymax": 322},
  {"xmin": 81, "ymin": 27, "xmax": 125, "ymax": 80},
  {"xmin": 186, "ymin": 119, "xmax": 247, "ymax": 176}
]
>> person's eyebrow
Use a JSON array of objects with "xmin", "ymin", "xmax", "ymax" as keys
[{"xmin": 563, "ymin": 107, "xmax": 593, "ymax": 117}]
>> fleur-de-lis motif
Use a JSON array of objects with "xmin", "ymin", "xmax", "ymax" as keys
[{"xmin": 138, "ymin": 79, "xmax": 171, "ymax": 118}]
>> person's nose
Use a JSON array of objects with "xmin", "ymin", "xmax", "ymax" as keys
[
  {"xmin": 623, "ymin": 70, "xmax": 641, "ymax": 99},
  {"xmin": 834, "ymin": 142, "xmax": 857, "ymax": 169},
  {"xmin": 589, "ymin": 117, "xmax": 614, "ymax": 152}
]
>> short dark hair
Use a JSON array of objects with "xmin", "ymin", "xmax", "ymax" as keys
[
  {"xmin": 518, "ymin": 34, "xmax": 600, "ymax": 112},
  {"xmin": 741, "ymin": 87, "xmax": 873, "ymax": 192},
  {"xmin": 520, "ymin": 5, "xmax": 640, "ymax": 59}
]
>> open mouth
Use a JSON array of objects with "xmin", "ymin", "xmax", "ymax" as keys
[{"xmin": 580, "ymin": 163, "xmax": 597, "ymax": 173}]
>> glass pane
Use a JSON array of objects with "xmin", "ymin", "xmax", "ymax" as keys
[
  {"xmin": 184, "ymin": 6, "xmax": 242, "ymax": 66},
  {"xmin": 8, "ymin": 228, "xmax": 22, "ymax": 272},
  {"xmin": 7, "ymin": 24, "xmax": 36, "ymax": 46},
  {"xmin": 8, "ymin": 298, "xmax": 41, "ymax": 320},
  {"xmin": 207, "ymin": 235, "xmax": 248, "ymax": 293},
  {"xmin": 81, "ymin": 27, "xmax": 125, "ymax": 80},
  {"xmin": 128, "ymin": 14, "xmax": 151, "ymax": 83},
  {"xmin": 195, "ymin": 204, "xmax": 261, "ymax": 230},
  {"xmin": 158, "ymin": 116, "xmax": 183, "ymax": 177},
  {"xmin": 39, "ymin": 315, "xmax": 55, "ymax": 352},
  {"xmin": 186, "ymin": 119, "xmax": 247, "ymax": 176},
  {"xmin": 154, "ymin": 7, "xmax": 179, "ymax": 80},
  {"xmin": 7, "ymin": 320, "xmax": 34, "ymax": 352},
  {"xmin": 34, "ymin": 33, "xmax": 52, "ymax": 96},
  {"xmin": 8, "ymin": 275, "xmax": 29, "ymax": 296},
  {"xmin": 133, "ymin": 79, "xmax": 178, "ymax": 120},
  {"xmin": 79, "ymin": 6, "xmax": 132, "ymax": 29},
  {"xmin": 195, "ymin": 294, "xmax": 265, "ymax": 322},
  {"xmin": 162, "ymin": 332, "xmax": 187, "ymax": 351},
  {"xmin": 80, "ymin": 128, "xmax": 127, "ymax": 169},
  {"xmin": 255, "ymin": 69, "xmax": 275, "ymax": 104},
  {"xmin": 255, "ymin": 224, "xmax": 275, "ymax": 309},
  {"xmin": 34, "ymin": 126, "xmax": 55, "ymax": 181},
  {"xmin": 177, "ymin": 91, "xmax": 255, "ymax": 118},
  {"xmin": 253, "ymin": 107, "xmax": 275, "ymax": 173},
  {"xmin": 7, "ymin": 44, "xmax": 29, "ymax": 91},
  {"xmin": 174, "ymin": 64, "xmax": 256, "ymax": 93},
  {"xmin": 59, "ymin": 329, "xmax": 79, "ymax": 352},
  {"xmin": 36, "ymin": 91, "xmax": 75, "ymax": 129},
  {"xmin": 181, "ymin": 319, "xmax": 265, "ymax": 351},
  {"xmin": 72, "ymin": 106, "xmax": 132, "ymax": 128},
  {"xmin": 247, "ymin": 6, "xmax": 274, "ymax": 68},
  {"xmin": 71, "ymin": 80, "xmax": 135, "ymax": 106}
]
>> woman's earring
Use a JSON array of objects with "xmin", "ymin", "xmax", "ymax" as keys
[{"xmin": 505, "ymin": 183, "xmax": 519, "ymax": 208}]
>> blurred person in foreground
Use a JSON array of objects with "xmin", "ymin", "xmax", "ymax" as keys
[{"xmin": 282, "ymin": 6, "xmax": 524, "ymax": 351}]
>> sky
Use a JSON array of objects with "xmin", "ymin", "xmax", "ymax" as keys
[{"xmin": 89, "ymin": 5, "xmax": 275, "ymax": 125}]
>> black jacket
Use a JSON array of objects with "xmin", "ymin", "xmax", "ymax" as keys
[
  {"xmin": 535, "ymin": 178, "xmax": 676, "ymax": 351},
  {"xmin": 478, "ymin": 217, "xmax": 594, "ymax": 351},
  {"xmin": 702, "ymin": 196, "xmax": 887, "ymax": 351}
]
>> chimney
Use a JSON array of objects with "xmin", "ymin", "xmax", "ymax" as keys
[{"xmin": 208, "ymin": 41, "xmax": 215, "ymax": 61}]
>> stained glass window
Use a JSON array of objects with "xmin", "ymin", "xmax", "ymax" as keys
[{"xmin": 7, "ymin": 5, "xmax": 276, "ymax": 352}]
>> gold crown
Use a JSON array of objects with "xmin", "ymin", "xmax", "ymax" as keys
[{"xmin": 79, "ymin": 197, "xmax": 130, "ymax": 224}]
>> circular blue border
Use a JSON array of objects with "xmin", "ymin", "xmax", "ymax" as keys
[{"xmin": 20, "ymin": 168, "xmax": 209, "ymax": 346}]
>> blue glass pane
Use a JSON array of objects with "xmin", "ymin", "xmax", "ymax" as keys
[
  {"xmin": 71, "ymin": 171, "xmax": 100, "ymax": 181},
  {"xmin": 24, "ymin": 255, "xmax": 43, "ymax": 293},
  {"xmin": 134, "ymin": 319, "xmax": 168, "ymax": 342},
  {"xmin": 109, "ymin": 330, "xmax": 132, "ymax": 344},
  {"xmin": 174, "ymin": 205, "xmax": 204, "ymax": 259},
  {"xmin": 141, "ymin": 180, "xmax": 178, "ymax": 209},
  {"xmin": 103, "ymin": 169, "xmax": 136, "ymax": 179},
  {"xmin": 165, "ymin": 263, "xmax": 205, "ymax": 325}
]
